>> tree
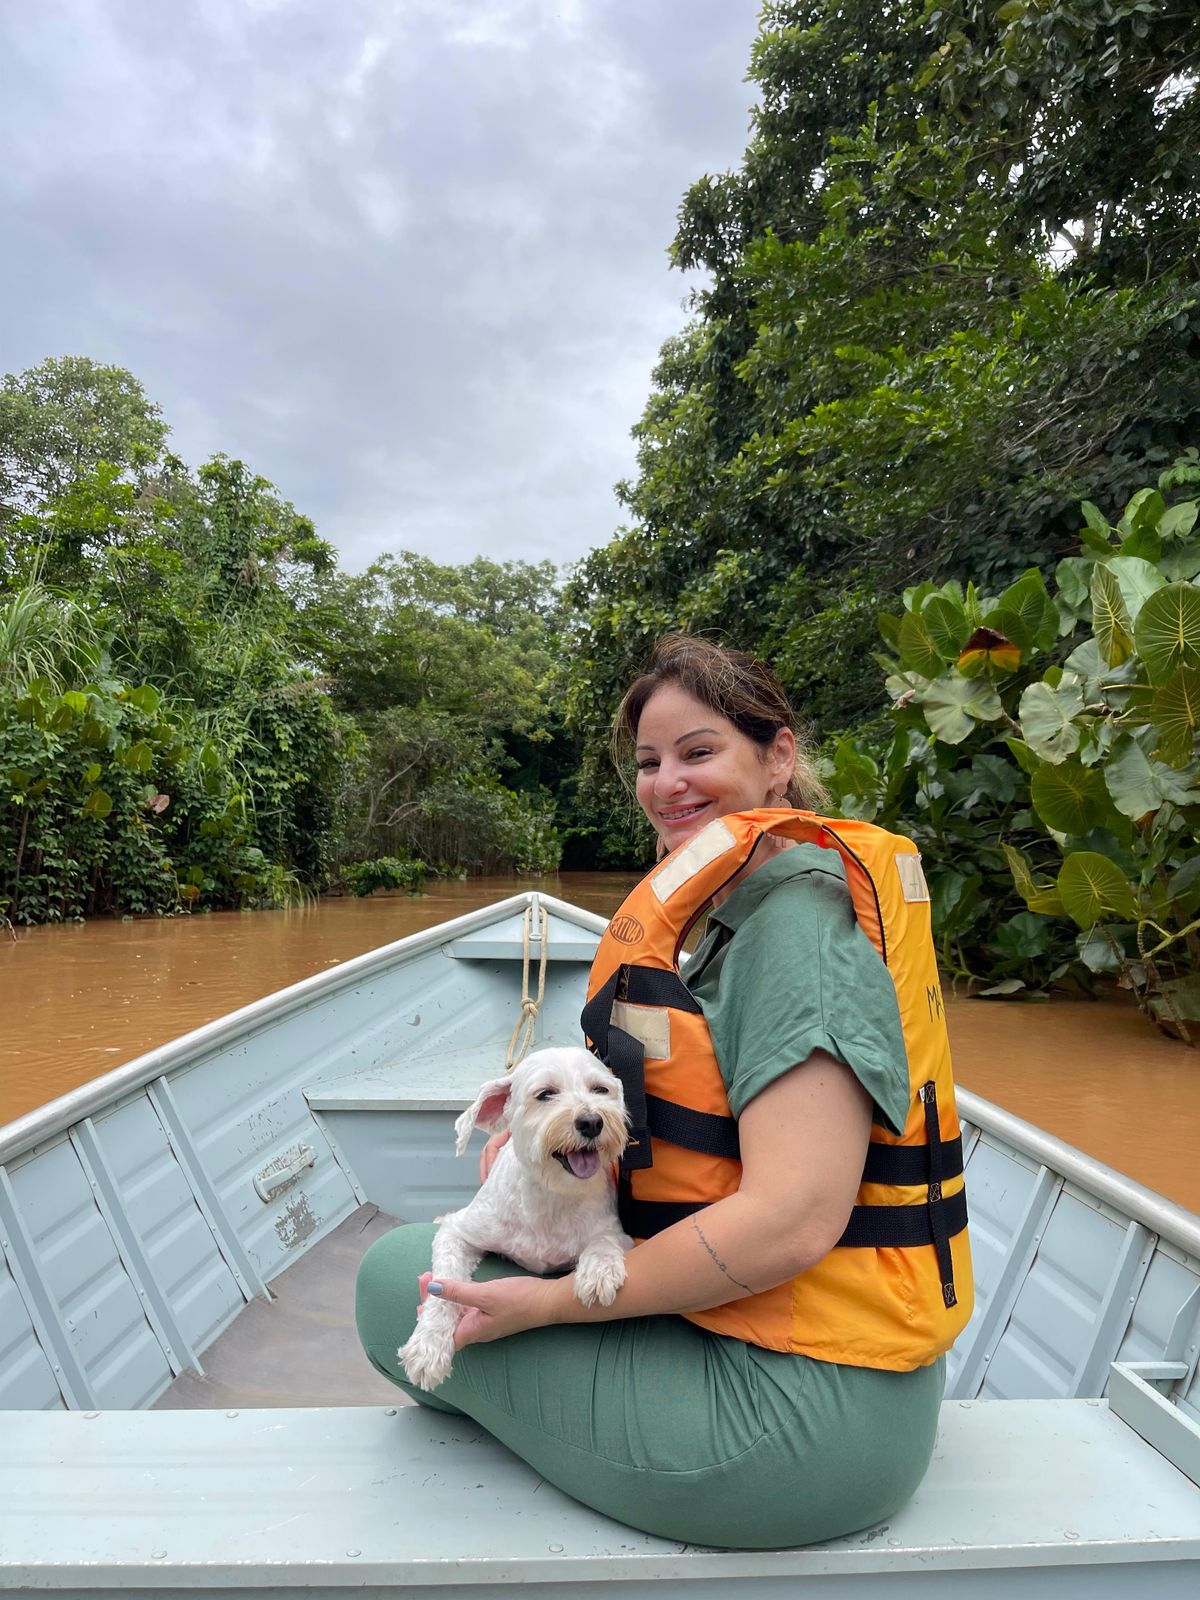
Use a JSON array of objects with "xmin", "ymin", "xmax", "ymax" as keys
[
  {"xmin": 0, "ymin": 357, "xmax": 167, "ymax": 535},
  {"xmin": 565, "ymin": 0, "xmax": 1200, "ymax": 785}
]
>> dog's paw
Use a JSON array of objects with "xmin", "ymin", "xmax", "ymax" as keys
[
  {"xmin": 398, "ymin": 1323, "xmax": 455, "ymax": 1392},
  {"xmin": 573, "ymin": 1251, "xmax": 627, "ymax": 1308}
]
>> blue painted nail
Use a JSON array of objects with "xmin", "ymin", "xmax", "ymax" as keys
[{"xmin": 428, "ymin": 1280, "xmax": 444, "ymax": 1296}]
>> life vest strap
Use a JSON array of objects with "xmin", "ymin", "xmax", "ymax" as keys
[
  {"xmin": 620, "ymin": 1186, "xmax": 969, "ymax": 1253},
  {"xmin": 584, "ymin": 966, "xmax": 705, "ymax": 1173},
  {"xmin": 644, "ymin": 1103, "xmax": 963, "ymax": 1188},
  {"xmin": 647, "ymin": 1094, "xmax": 742, "ymax": 1159},
  {"xmin": 919, "ymin": 1080, "xmax": 959, "ymax": 1307},
  {"xmin": 863, "ymin": 1135, "xmax": 962, "ymax": 1186}
]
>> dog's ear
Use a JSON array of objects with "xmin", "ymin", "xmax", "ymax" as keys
[{"xmin": 453, "ymin": 1075, "xmax": 513, "ymax": 1155}]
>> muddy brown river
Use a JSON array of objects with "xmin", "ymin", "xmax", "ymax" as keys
[{"xmin": 2, "ymin": 873, "xmax": 1197, "ymax": 1211}]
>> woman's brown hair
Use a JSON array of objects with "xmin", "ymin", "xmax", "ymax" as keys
[{"xmin": 612, "ymin": 633, "xmax": 827, "ymax": 809}]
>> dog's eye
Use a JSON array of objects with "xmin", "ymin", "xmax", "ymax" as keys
[
  {"xmin": 589, "ymin": 1085, "xmax": 610, "ymax": 1095},
  {"xmin": 535, "ymin": 1088, "xmax": 557, "ymax": 1101}
]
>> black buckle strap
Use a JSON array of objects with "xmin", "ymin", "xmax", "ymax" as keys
[
  {"xmin": 837, "ymin": 1186, "xmax": 968, "ymax": 1249},
  {"xmin": 647, "ymin": 1095, "xmax": 741, "ymax": 1160},
  {"xmin": 580, "ymin": 969, "xmax": 653, "ymax": 1172},
  {"xmin": 621, "ymin": 1186, "xmax": 969, "ymax": 1253},
  {"xmin": 862, "ymin": 1135, "xmax": 962, "ymax": 1186},
  {"xmin": 581, "ymin": 964, "xmax": 705, "ymax": 1174},
  {"xmin": 919, "ymin": 1081, "xmax": 958, "ymax": 1308},
  {"xmin": 617, "ymin": 966, "xmax": 703, "ymax": 1013}
]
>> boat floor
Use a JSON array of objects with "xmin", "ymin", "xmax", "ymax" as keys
[{"xmin": 153, "ymin": 1205, "xmax": 413, "ymax": 1410}]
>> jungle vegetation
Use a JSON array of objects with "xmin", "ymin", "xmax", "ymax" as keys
[{"xmin": 3, "ymin": 1, "xmax": 1198, "ymax": 1030}]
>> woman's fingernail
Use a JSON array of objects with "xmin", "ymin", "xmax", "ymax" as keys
[{"xmin": 428, "ymin": 1280, "xmax": 444, "ymax": 1296}]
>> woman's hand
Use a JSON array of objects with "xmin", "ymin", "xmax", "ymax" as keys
[
  {"xmin": 418, "ymin": 1270, "xmax": 562, "ymax": 1349},
  {"xmin": 479, "ymin": 1130, "xmax": 511, "ymax": 1182}
]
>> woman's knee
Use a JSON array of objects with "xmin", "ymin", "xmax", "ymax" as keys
[{"xmin": 355, "ymin": 1222, "xmax": 436, "ymax": 1373}]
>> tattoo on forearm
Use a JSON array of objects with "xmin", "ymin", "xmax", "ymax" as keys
[{"xmin": 690, "ymin": 1219, "xmax": 754, "ymax": 1295}]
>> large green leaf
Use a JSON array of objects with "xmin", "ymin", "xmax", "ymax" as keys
[
  {"xmin": 918, "ymin": 674, "xmax": 1003, "ymax": 744},
  {"xmin": 1061, "ymin": 637, "xmax": 1136, "ymax": 700},
  {"xmin": 1056, "ymin": 852, "xmax": 1138, "ymax": 928},
  {"xmin": 1133, "ymin": 583, "xmax": 1200, "ymax": 685},
  {"xmin": 921, "ymin": 594, "xmax": 969, "ymax": 660},
  {"xmin": 980, "ymin": 606, "xmax": 1033, "ymax": 654},
  {"xmin": 969, "ymin": 753, "xmax": 1021, "ymax": 803},
  {"xmin": 1089, "ymin": 563, "xmax": 1133, "ymax": 666},
  {"xmin": 1004, "ymin": 736, "xmax": 1039, "ymax": 776},
  {"xmin": 877, "ymin": 612, "xmax": 902, "ymax": 651},
  {"xmin": 125, "ymin": 684, "xmax": 162, "ymax": 714},
  {"xmin": 1002, "ymin": 842, "xmax": 1066, "ymax": 916},
  {"xmin": 898, "ymin": 610, "xmax": 943, "ymax": 678},
  {"xmin": 1159, "ymin": 538, "xmax": 1200, "ymax": 583},
  {"xmin": 1105, "ymin": 555, "xmax": 1166, "ymax": 624},
  {"xmin": 1055, "ymin": 556, "xmax": 1095, "ymax": 616},
  {"xmin": 1030, "ymin": 760, "xmax": 1107, "ymax": 834},
  {"xmin": 1149, "ymin": 668, "xmax": 1200, "ymax": 769},
  {"xmin": 81, "ymin": 788, "xmax": 113, "ymax": 819},
  {"xmin": 1158, "ymin": 501, "xmax": 1199, "ymax": 540},
  {"xmin": 1018, "ymin": 679, "xmax": 1083, "ymax": 764},
  {"xmin": 1104, "ymin": 731, "xmax": 1200, "ymax": 819},
  {"xmin": 1080, "ymin": 500, "xmax": 1113, "ymax": 538},
  {"xmin": 998, "ymin": 571, "xmax": 1058, "ymax": 652},
  {"xmin": 1122, "ymin": 487, "xmax": 1167, "ymax": 538}
]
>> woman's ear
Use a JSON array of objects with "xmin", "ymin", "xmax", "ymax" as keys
[{"xmin": 771, "ymin": 726, "xmax": 797, "ymax": 796}]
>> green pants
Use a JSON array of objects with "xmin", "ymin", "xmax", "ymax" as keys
[{"xmin": 355, "ymin": 1223, "xmax": 944, "ymax": 1549}]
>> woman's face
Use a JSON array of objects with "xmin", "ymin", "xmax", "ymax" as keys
[{"xmin": 634, "ymin": 682, "xmax": 796, "ymax": 854}]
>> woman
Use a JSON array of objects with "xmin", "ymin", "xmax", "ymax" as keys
[{"xmin": 356, "ymin": 633, "xmax": 970, "ymax": 1548}]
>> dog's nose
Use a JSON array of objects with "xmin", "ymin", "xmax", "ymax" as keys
[{"xmin": 574, "ymin": 1113, "xmax": 603, "ymax": 1141}]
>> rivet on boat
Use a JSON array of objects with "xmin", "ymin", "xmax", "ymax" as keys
[
  {"xmin": 346, "ymin": 1549, "xmax": 361, "ymax": 1558},
  {"xmin": 384, "ymin": 1407, "xmax": 397, "ymax": 1416},
  {"xmin": 151, "ymin": 1550, "xmax": 166, "ymax": 1560},
  {"xmin": 83, "ymin": 1411, "xmax": 98, "ymax": 1419},
  {"xmin": 549, "ymin": 1544, "xmax": 564, "ymax": 1553},
  {"xmin": 1065, "ymin": 1530, "xmax": 1079, "ymax": 1540},
  {"xmin": 226, "ymin": 1410, "xmax": 238, "ymax": 1418}
]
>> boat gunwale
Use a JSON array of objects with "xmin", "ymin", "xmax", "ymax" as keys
[
  {"xmin": 956, "ymin": 1087, "xmax": 1200, "ymax": 1262},
  {"xmin": 4, "ymin": 893, "xmax": 1198, "ymax": 1263},
  {"xmin": 0, "ymin": 891, "xmax": 608, "ymax": 1168}
]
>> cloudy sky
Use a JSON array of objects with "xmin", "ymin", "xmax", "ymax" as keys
[{"xmin": 1, "ymin": 0, "xmax": 763, "ymax": 573}]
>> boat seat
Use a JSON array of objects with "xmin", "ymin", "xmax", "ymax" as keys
[
  {"xmin": 443, "ymin": 927, "xmax": 599, "ymax": 961},
  {"xmin": 302, "ymin": 1044, "xmax": 586, "ymax": 1223},
  {"xmin": 4, "ymin": 1395, "xmax": 1199, "ymax": 1595},
  {"xmin": 303, "ymin": 1045, "xmax": 570, "ymax": 1113}
]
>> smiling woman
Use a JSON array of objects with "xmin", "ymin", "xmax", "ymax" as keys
[{"xmin": 355, "ymin": 632, "xmax": 973, "ymax": 1549}]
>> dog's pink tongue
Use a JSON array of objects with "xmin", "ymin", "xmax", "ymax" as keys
[{"xmin": 567, "ymin": 1150, "xmax": 601, "ymax": 1179}]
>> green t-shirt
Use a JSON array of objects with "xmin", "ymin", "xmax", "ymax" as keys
[{"xmin": 685, "ymin": 844, "xmax": 910, "ymax": 1133}]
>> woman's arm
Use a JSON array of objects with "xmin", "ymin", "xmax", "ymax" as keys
[{"xmin": 426, "ymin": 1048, "xmax": 872, "ymax": 1347}]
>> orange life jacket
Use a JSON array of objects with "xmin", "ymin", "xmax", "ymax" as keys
[{"xmin": 581, "ymin": 808, "xmax": 974, "ymax": 1370}]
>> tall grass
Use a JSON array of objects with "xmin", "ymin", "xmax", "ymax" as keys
[{"xmin": 0, "ymin": 582, "xmax": 101, "ymax": 693}]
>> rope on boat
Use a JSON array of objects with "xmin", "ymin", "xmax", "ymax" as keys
[{"xmin": 505, "ymin": 899, "xmax": 548, "ymax": 1070}]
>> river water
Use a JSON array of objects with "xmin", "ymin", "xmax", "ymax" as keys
[{"xmin": 3, "ymin": 873, "xmax": 1197, "ymax": 1211}]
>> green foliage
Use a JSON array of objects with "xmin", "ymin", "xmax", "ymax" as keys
[
  {"xmin": 565, "ymin": 0, "xmax": 1200, "ymax": 793},
  {"xmin": 342, "ymin": 856, "xmax": 427, "ymax": 897},
  {"xmin": 826, "ymin": 463, "xmax": 1200, "ymax": 1037}
]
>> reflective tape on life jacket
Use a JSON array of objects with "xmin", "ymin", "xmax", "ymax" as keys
[{"xmin": 581, "ymin": 808, "xmax": 975, "ymax": 1371}]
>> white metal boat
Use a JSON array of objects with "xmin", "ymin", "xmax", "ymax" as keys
[{"xmin": 1, "ymin": 890, "xmax": 1198, "ymax": 1595}]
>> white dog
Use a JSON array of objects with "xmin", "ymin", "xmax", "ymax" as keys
[{"xmin": 398, "ymin": 1045, "xmax": 632, "ymax": 1392}]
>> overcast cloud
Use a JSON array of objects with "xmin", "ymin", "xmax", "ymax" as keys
[{"xmin": 1, "ymin": 0, "xmax": 761, "ymax": 573}]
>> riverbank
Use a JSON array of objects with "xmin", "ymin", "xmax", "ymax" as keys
[{"xmin": 4, "ymin": 879, "xmax": 1197, "ymax": 1210}]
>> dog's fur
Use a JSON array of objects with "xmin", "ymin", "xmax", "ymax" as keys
[{"xmin": 398, "ymin": 1045, "xmax": 632, "ymax": 1391}]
